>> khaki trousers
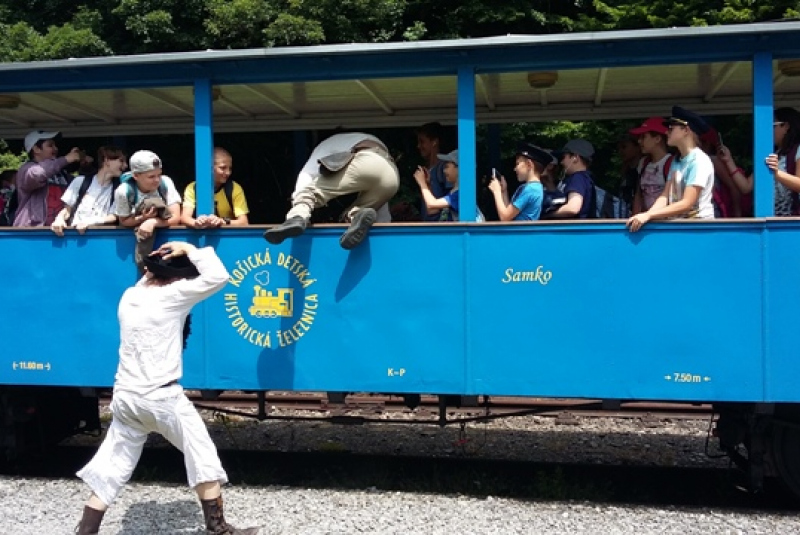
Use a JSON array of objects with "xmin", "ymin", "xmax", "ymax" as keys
[{"xmin": 288, "ymin": 148, "xmax": 399, "ymax": 221}]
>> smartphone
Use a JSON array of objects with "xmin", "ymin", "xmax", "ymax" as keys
[
  {"xmin": 491, "ymin": 168, "xmax": 498, "ymax": 180},
  {"xmin": 717, "ymin": 132, "xmax": 724, "ymax": 148}
]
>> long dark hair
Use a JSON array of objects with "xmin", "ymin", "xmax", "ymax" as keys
[
  {"xmin": 775, "ymin": 107, "xmax": 800, "ymax": 155},
  {"xmin": 182, "ymin": 314, "xmax": 192, "ymax": 350}
]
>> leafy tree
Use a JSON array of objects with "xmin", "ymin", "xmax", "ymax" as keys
[{"xmin": 0, "ymin": 140, "xmax": 26, "ymax": 172}]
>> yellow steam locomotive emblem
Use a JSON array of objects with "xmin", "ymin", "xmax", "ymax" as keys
[{"xmin": 249, "ymin": 285, "xmax": 294, "ymax": 318}]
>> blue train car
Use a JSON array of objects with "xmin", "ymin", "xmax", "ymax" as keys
[{"xmin": 2, "ymin": 22, "xmax": 800, "ymax": 495}]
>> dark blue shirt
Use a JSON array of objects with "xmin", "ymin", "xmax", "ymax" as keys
[{"xmin": 560, "ymin": 171, "xmax": 594, "ymax": 219}]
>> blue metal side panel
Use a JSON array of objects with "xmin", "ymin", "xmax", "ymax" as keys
[
  {"xmin": 202, "ymin": 227, "xmax": 467, "ymax": 393},
  {"xmin": 0, "ymin": 231, "xmax": 135, "ymax": 386},
  {"xmin": 0, "ymin": 224, "xmax": 773, "ymax": 404},
  {"xmin": 467, "ymin": 223, "xmax": 764, "ymax": 402},
  {"xmin": 763, "ymin": 221, "xmax": 800, "ymax": 402}
]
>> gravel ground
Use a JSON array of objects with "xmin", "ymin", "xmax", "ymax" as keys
[
  {"xmin": 2, "ymin": 477, "xmax": 799, "ymax": 534},
  {"xmin": 4, "ymin": 405, "xmax": 794, "ymax": 534}
]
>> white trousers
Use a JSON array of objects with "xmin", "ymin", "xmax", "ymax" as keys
[{"xmin": 77, "ymin": 385, "xmax": 228, "ymax": 506}]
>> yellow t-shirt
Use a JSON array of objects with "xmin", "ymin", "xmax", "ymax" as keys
[{"xmin": 183, "ymin": 181, "xmax": 249, "ymax": 219}]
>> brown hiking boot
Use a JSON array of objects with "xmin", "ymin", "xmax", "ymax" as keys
[
  {"xmin": 75, "ymin": 506, "xmax": 105, "ymax": 534},
  {"xmin": 201, "ymin": 496, "xmax": 259, "ymax": 535}
]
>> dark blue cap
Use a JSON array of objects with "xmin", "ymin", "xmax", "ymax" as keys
[
  {"xmin": 515, "ymin": 142, "xmax": 555, "ymax": 168},
  {"xmin": 552, "ymin": 139, "xmax": 595, "ymax": 163},
  {"xmin": 663, "ymin": 106, "xmax": 710, "ymax": 134}
]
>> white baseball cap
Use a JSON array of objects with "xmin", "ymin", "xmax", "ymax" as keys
[
  {"xmin": 437, "ymin": 149, "xmax": 459, "ymax": 165},
  {"xmin": 129, "ymin": 150, "xmax": 163, "ymax": 174},
  {"xmin": 24, "ymin": 130, "xmax": 60, "ymax": 153}
]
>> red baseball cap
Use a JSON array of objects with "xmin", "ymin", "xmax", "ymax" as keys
[{"xmin": 629, "ymin": 117, "xmax": 668, "ymax": 136}]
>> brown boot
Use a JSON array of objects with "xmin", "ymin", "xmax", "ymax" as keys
[
  {"xmin": 200, "ymin": 496, "xmax": 259, "ymax": 535},
  {"xmin": 75, "ymin": 506, "xmax": 105, "ymax": 534}
]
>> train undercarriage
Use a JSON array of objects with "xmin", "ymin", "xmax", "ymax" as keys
[
  {"xmin": 0, "ymin": 386, "xmax": 100, "ymax": 465},
  {"xmin": 2, "ymin": 386, "xmax": 800, "ymax": 501}
]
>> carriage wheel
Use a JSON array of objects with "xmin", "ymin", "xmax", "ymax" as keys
[{"xmin": 771, "ymin": 419, "xmax": 800, "ymax": 499}]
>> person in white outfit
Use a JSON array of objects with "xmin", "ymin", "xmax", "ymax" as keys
[{"xmin": 75, "ymin": 241, "xmax": 258, "ymax": 535}]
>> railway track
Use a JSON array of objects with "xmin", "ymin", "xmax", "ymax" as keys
[{"xmin": 98, "ymin": 391, "xmax": 713, "ymax": 426}]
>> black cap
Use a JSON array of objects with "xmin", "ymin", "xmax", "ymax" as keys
[
  {"xmin": 515, "ymin": 142, "xmax": 555, "ymax": 168},
  {"xmin": 663, "ymin": 106, "xmax": 710, "ymax": 134},
  {"xmin": 552, "ymin": 139, "xmax": 595, "ymax": 163},
  {"xmin": 143, "ymin": 252, "xmax": 200, "ymax": 279}
]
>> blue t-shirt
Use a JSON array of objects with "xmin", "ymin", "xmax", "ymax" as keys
[
  {"xmin": 511, "ymin": 181, "xmax": 543, "ymax": 221},
  {"xmin": 440, "ymin": 189, "xmax": 459, "ymax": 221},
  {"xmin": 560, "ymin": 171, "xmax": 594, "ymax": 219},
  {"xmin": 422, "ymin": 161, "xmax": 452, "ymax": 221}
]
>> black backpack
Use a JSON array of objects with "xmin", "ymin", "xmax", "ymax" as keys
[
  {"xmin": 189, "ymin": 180, "xmax": 235, "ymax": 218},
  {"xmin": 66, "ymin": 174, "xmax": 121, "ymax": 226}
]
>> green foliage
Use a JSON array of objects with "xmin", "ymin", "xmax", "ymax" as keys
[
  {"xmin": 0, "ymin": 140, "xmax": 26, "ymax": 172},
  {"xmin": 263, "ymin": 13, "xmax": 326, "ymax": 46},
  {"xmin": 566, "ymin": 0, "xmax": 800, "ymax": 32},
  {"xmin": 0, "ymin": 0, "xmax": 796, "ymax": 61},
  {"xmin": 111, "ymin": 0, "xmax": 209, "ymax": 52},
  {"xmin": 205, "ymin": 0, "xmax": 276, "ymax": 48}
]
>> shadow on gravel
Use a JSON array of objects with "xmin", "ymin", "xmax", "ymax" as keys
[
  {"xmin": 118, "ymin": 499, "xmax": 203, "ymax": 534},
  {"xmin": 4, "ymin": 445, "xmax": 800, "ymax": 513}
]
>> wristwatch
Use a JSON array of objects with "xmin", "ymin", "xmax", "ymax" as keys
[{"xmin": 223, "ymin": 217, "xmax": 231, "ymax": 225}]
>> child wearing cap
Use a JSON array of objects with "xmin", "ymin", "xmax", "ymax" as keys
[
  {"xmin": 413, "ymin": 149, "xmax": 484, "ymax": 221},
  {"xmin": 488, "ymin": 142, "xmax": 546, "ymax": 221},
  {"xmin": 626, "ymin": 106, "xmax": 715, "ymax": 232},
  {"xmin": 550, "ymin": 139, "xmax": 595, "ymax": 219},
  {"xmin": 114, "ymin": 150, "xmax": 181, "ymax": 231},
  {"xmin": 13, "ymin": 130, "xmax": 83, "ymax": 227},
  {"xmin": 114, "ymin": 150, "xmax": 182, "ymax": 271},
  {"xmin": 629, "ymin": 117, "xmax": 674, "ymax": 213}
]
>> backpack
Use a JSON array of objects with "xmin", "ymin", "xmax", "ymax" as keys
[
  {"xmin": 590, "ymin": 185, "xmax": 629, "ymax": 219},
  {"xmin": 639, "ymin": 154, "xmax": 675, "ymax": 184},
  {"xmin": 65, "ymin": 174, "xmax": 121, "ymax": 226},
  {"xmin": 189, "ymin": 180, "xmax": 235, "ymax": 218},
  {"xmin": 0, "ymin": 187, "xmax": 18, "ymax": 226},
  {"xmin": 784, "ymin": 144, "xmax": 800, "ymax": 215},
  {"xmin": 586, "ymin": 172, "xmax": 629, "ymax": 219},
  {"xmin": 120, "ymin": 172, "xmax": 168, "ymax": 209}
]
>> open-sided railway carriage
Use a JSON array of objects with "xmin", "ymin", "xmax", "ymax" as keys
[{"xmin": 3, "ymin": 22, "xmax": 800, "ymax": 496}]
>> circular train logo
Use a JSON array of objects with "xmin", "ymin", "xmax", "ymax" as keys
[{"xmin": 224, "ymin": 248, "xmax": 319, "ymax": 348}]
